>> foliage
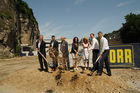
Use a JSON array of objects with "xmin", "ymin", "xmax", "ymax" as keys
[
  {"xmin": 0, "ymin": 10, "xmax": 13, "ymax": 19},
  {"xmin": 15, "ymin": 0, "xmax": 37, "ymax": 23},
  {"xmin": 105, "ymin": 13, "xmax": 140, "ymax": 43},
  {"xmin": 14, "ymin": 44, "xmax": 21, "ymax": 56},
  {"xmin": 0, "ymin": 13, "xmax": 12, "ymax": 19},
  {"xmin": 120, "ymin": 13, "xmax": 140, "ymax": 43}
]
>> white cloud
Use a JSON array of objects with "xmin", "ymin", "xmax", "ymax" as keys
[
  {"xmin": 39, "ymin": 22, "xmax": 64, "ymax": 39},
  {"xmin": 74, "ymin": 0, "xmax": 87, "ymax": 5},
  {"xmin": 90, "ymin": 18, "xmax": 109, "ymax": 32},
  {"xmin": 87, "ymin": 18, "xmax": 112, "ymax": 36},
  {"xmin": 117, "ymin": 0, "xmax": 135, "ymax": 7},
  {"xmin": 134, "ymin": 10, "xmax": 140, "ymax": 14}
]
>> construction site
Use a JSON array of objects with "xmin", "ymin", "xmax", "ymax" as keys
[{"xmin": 0, "ymin": 56, "xmax": 140, "ymax": 93}]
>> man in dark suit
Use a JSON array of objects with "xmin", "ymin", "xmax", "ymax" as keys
[
  {"xmin": 36, "ymin": 35, "xmax": 48, "ymax": 72},
  {"xmin": 60, "ymin": 36, "xmax": 70, "ymax": 70},
  {"xmin": 50, "ymin": 35, "xmax": 59, "ymax": 71}
]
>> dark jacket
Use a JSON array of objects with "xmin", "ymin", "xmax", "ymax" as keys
[
  {"xmin": 36, "ymin": 40, "xmax": 46, "ymax": 55},
  {"xmin": 71, "ymin": 43, "xmax": 79, "ymax": 54},
  {"xmin": 50, "ymin": 40, "xmax": 59, "ymax": 51},
  {"xmin": 60, "ymin": 40, "xmax": 69, "ymax": 57}
]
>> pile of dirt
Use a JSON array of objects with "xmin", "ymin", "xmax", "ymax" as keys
[{"xmin": 0, "ymin": 56, "xmax": 140, "ymax": 93}]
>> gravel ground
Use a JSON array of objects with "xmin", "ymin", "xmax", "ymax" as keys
[{"xmin": 0, "ymin": 56, "xmax": 140, "ymax": 93}]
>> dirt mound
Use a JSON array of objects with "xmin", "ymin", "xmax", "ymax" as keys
[
  {"xmin": 1, "ymin": 68, "xmax": 140, "ymax": 93},
  {"xmin": 0, "ymin": 56, "xmax": 140, "ymax": 93}
]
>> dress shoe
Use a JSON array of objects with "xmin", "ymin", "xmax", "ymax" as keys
[
  {"xmin": 96, "ymin": 73, "xmax": 102, "ymax": 76},
  {"xmin": 107, "ymin": 73, "xmax": 112, "ymax": 76}
]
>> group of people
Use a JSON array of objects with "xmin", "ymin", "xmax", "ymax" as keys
[{"xmin": 36, "ymin": 32, "xmax": 112, "ymax": 76}]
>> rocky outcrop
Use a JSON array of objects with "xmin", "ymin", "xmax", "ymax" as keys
[{"xmin": 0, "ymin": 0, "xmax": 39, "ymax": 57}]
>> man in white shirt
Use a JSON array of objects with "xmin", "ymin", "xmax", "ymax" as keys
[
  {"xmin": 97, "ymin": 32, "xmax": 111, "ymax": 76},
  {"xmin": 89, "ymin": 33, "xmax": 99, "ymax": 74}
]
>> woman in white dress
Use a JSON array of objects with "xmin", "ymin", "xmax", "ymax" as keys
[{"xmin": 82, "ymin": 38, "xmax": 90, "ymax": 71}]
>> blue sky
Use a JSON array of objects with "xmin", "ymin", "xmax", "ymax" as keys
[{"xmin": 23, "ymin": 0, "xmax": 140, "ymax": 39}]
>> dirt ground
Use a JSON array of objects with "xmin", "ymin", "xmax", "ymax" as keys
[{"xmin": 0, "ymin": 56, "xmax": 140, "ymax": 93}]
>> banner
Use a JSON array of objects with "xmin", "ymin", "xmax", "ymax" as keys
[{"xmin": 109, "ymin": 45, "xmax": 134, "ymax": 66}]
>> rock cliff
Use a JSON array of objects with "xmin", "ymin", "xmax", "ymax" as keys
[{"xmin": 0, "ymin": 0, "xmax": 39, "ymax": 57}]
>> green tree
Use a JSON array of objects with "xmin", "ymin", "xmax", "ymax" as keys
[
  {"xmin": 120, "ymin": 13, "xmax": 140, "ymax": 43},
  {"xmin": 15, "ymin": 0, "xmax": 37, "ymax": 23}
]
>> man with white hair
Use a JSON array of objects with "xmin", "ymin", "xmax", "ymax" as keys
[
  {"xmin": 36, "ymin": 35, "xmax": 48, "ymax": 72},
  {"xmin": 60, "ymin": 36, "xmax": 70, "ymax": 70}
]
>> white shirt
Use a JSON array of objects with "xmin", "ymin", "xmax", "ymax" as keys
[
  {"xmin": 89, "ymin": 38, "xmax": 99, "ymax": 50},
  {"xmin": 51, "ymin": 41, "xmax": 54, "ymax": 47},
  {"xmin": 38, "ymin": 40, "xmax": 42, "ymax": 49},
  {"xmin": 82, "ymin": 43, "xmax": 89, "ymax": 60},
  {"xmin": 99, "ymin": 36, "xmax": 109, "ymax": 54},
  {"xmin": 82, "ymin": 43, "xmax": 89, "ymax": 48}
]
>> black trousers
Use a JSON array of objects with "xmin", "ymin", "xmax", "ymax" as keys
[
  {"xmin": 38, "ymin": 52, "xmax": 48, "ymax": 71},
  {"xmin": 98, "ymin": 50, "xmax": 111, "ymax": 74},
  {"xmin": 92, "ymin": 49, "xmax": 99, "ymax": 71}
]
